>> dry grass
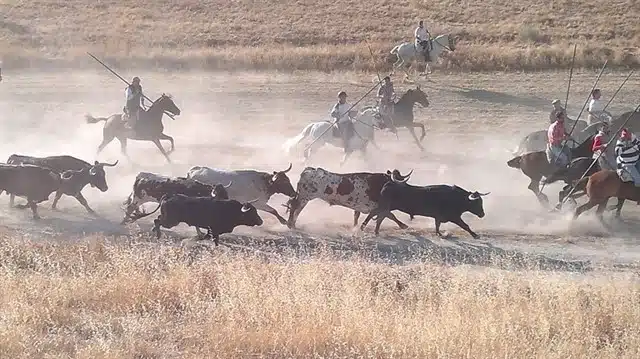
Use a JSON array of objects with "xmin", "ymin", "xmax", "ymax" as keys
[
  {"xmin": 0, "ymin": 0, "xmax": 638, "ymax": 72},
  {"xmin": 0, "ymin": 233, "xmax": 639, "ymax": 358}
]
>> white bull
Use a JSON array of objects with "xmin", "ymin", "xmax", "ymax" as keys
[{"xmin": 186, "ymin": 163, "xmax": 298, "ymax": 225}]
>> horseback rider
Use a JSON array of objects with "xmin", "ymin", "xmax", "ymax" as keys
[
  {"xmin": 414, "ymin": 20, "xmax": 432, "ymax": 62},
  {"xmin": 547, "ymin": 111, "xmax": 572, "ymax": 168},
  {"xmin": 592, "ymin": 122, "xmax": 615, "ymax": 170},
  {"xmin": 549, "ymin": 99, "xmax": 568, "ymax": 124},
  {"xmin": 124, "ymin": 76, "xmax": 145, "ymax": 129},
  {"xmin": 377, "ymin": 76, "xmax": 396, "ymax": 129},
  {"xmin": 615, "ymin": 128, "xmax": 640, "ymax": 186},
  {"xmin": 587, "ymin": 89, "xmax": 609, "ymax": 125},
  {"xmin": 330, "ymin": 91, "xmax": 357, "ymax": 153}
]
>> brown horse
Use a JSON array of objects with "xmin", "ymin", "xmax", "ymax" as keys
[
  {"xmin": 85, "ymin": 94, "xmax": 181, "ymax": 164},
  {"xmin": 362, "ymin": 86, "xmax": 431, "ymax": 151},
  {"xmin": 507, "ymin": 134, "xmax": 594, "ymax": 207},
  {"xmin": 573, "ymin": 169, "xmax": 640, "ymax": 227}
]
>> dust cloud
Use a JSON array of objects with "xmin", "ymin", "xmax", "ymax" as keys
[{"xmin": 0, "ymin": 69, "xmax": 638, "ymax": 266}]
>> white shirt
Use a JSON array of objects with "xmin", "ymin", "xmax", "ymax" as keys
[
  {"xmin": 125, "ymin": 86, "xmax": 144, "ymax": 105},
  {"xmin": 415, "ymin": 26, "xmax": 429, "ymax": 41},
  {"xmin": 330, "ymin": 102, "xmax": 353, "ymax": 124},
  {"xmin": 588, "ymin": 98, "xmax": 604, "ymax": 114}
]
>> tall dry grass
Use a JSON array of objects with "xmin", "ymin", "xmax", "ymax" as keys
[
  {"xmin": 0, "ymin": 0, "xmax": 638, "ymax": 72},
  {"xmin": 0, "ymin": 234, "xmax": 639, "ymax": 358}
]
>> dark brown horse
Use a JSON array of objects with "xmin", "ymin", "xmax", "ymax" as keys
[
  {"xmin": 363, "ymin": 86, "xmax": 431, "ymax": 151},
  {"xmin": 85, "ymin": 94, "xmax": 181, "ymax": 164},
  {"xmin": 507, "ymin": 134, "xmax": 595, "ymax": 207},
  {"xmin": 573, "ymin": 169, "xmax": 640, "ymax": 227}
]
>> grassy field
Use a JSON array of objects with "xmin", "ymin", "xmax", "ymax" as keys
[
  {"xmin": 0, "ymin": 233, "xmax": 639, "ymax": 358},
  {"xmin": 1, "ymin": 0, "xmax": 638, "ymax": 71}
]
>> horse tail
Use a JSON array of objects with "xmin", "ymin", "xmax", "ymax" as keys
[
  {"xmin": 507, "ymin": 156, "xmax": 522, "ymax": 169},
  {"xmin": 85, "ymin": 114, "xmax": 108, "ymax": 124},
  {"xmin": 282, "ymin": 123, "xmax": 314, "ymax": 154}
]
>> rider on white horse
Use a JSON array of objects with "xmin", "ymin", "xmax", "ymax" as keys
[
  {"xmin": 414, "ymin": 20, "xmax": 432, "ymax": 62},
  {"xmin": 124, "ymin": 76, "xmax": 145, "ymax": 130},
  {"xmin": 377, "ymin": 76, "xmax": 396, "ymax": 129},
  {"xmin": 330, "ymin": 91, "xmax": 357, "ymax": 152}
]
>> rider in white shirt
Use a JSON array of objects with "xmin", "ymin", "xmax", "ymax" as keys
[
  {"xmin": 330, "ymin": 91, "xmax": 356, "ymax": 153},
  {"xmin": 587, "ymin": 89, "xmax": 607, "ymax": 125},
  {"xmin": 414, "ymin": 21, "xmax": 431, "ymax": 62}
]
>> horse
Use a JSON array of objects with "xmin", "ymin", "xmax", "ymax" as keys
[
  {"xmin": 506, "ymin": 133, "xmax": 595, "ymax": 208},
  {"xmin": 84, "ymin": 94, "xmax": 181, "ymax": 164},
  {"xmin": 389, "ymin": 34, "xmax": 456, "ymax": 79},
  {"xmin": 282, "ymin": 107, "xmax": 385, "ymax": 166},
  {"xmin": 361, "ymin": 86, "xmax": 430, "ymax": 151},
  {"xmin": 512, "ymin": 118, "xmax": 589, "ymax": 156},
  {"xmin": 572, "ymin": 169, "xmax": 640, "ymax": 229}
]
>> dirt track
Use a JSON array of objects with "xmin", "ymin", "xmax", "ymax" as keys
[{"xmin": 0, "ymin": 69, "xmax": 639, "ymax": 272}]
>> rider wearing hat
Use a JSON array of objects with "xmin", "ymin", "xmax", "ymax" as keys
[
  {"xmin": 124, "ymin": 76, "xmax": 145, "ymax": 129},
  {"xmin": 330, "ymin": 91, "xmax": 357, "ymax": 153},
  {"xmin": 549, "ymin": 99, "xmax": 568, "ymax": 124}
]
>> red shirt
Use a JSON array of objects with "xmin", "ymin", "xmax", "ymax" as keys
[
  {"xmin": 548, "ymin": 121, "xmax": 566, "ymax": 146},
  {"xmin": 592, "ymin": 132, "xmax": 605, "ymax": 152}
]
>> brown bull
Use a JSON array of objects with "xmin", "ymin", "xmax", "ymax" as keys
[{"xmin": 573, "ymin": 170, "xmax": 640, "ymax": 226}]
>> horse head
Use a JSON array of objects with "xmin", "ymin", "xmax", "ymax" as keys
[
  {"xmin": 435, "ymin": 34, "xmax": 456, "ymax": 52},
  {"xmin": 150, "ymin": 93, "xmax": 181, "ymax": 117},
  {"xmin": 411, "ymin": 86, "xmax": 430, "ymax": 108}
]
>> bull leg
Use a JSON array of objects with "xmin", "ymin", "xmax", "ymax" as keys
[
  {"xmin": 73, "ymin": 192, "xmax": 97, "ymax": 215},
  {"xmin": 28, "ymin": 201, "xmax": 40, "ymax": 220},
  {"xmin": 373, "ymin": 213, "xmax": 386, "ymax": 236},
  {"xmin": 9, "ymin": 194, "xmax": 14, "ymax": 207},
  {"xmin": 353, "ymin": 211, "xmax": 361, "ymax": 227},
  {"xmin": 153, "ymin": 218, "xmax": 163, "ymax": 239},
  {"xmin": 51, "ymin": 190, "xmax": 64, "ymax": 210},
  {"xmin": 259, "ymin": 203, "xmax": 287, "ymax": 225},
  {"xmin": 152, "ymin": 139, "xmax": 172, "ymax": 164},
  {"xmin": 434, "ymin": 219, "xmax": 444, "ymax": 237},
  {"xmin": 386, "ymin": 212, "xmax": 408, "ymax": 229},
  {"xmin": 360, "ymin": 210, "xmax": 379, "ymax": 230},
  {"xmin": 450, "ymin": 218, "xmax": 480, "ymax": 239}
]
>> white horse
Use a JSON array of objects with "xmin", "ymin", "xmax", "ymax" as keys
[
  {"xmin": 282, "ymin": 108, "xmax": 385, "ymax": 166},
  {"xmin": 389, "ymin": 34, "xmax": 457, "ymax": 78}
]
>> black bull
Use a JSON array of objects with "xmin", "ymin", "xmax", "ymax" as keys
[
  {"xmin": 136, "ymin": 194, "xmax": 264, "ymax": 245},
  {"xmin": 6, "ymin": 154, "xmax": 118, "ymax": 214},
  {"xmin": 0, "ymin": 164, "xmax": 68, "ymax": 219},
  {"xmin": 360, "ymin": 174, "xmax": 490, "ymax": 238}
]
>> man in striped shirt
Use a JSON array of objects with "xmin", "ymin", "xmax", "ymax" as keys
[
  {"xmin": 615, "ymin": 128, "xmax": 640, "ymax": 186},
  {"xmin": 546, "ymin": 111, "xmax": 571, "ymax": 168}
]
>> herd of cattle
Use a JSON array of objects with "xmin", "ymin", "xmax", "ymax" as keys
[{"xmin": 0, "ymin": 154, "xmax": 491, "ymax": 244}]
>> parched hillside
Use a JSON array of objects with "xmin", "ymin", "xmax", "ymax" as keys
[{"xmin": 0, "ymin": 0, "xmax": 638, "ymax": 71}]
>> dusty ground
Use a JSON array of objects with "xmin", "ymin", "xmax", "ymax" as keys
[{"xmin": 0, "ymin": 68, "xmax": 639, "ymax": 273}]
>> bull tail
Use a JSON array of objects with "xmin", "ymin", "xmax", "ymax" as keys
[
  {"xmin": 84, "ymin": 114, "xmax": 108, "ymax": 124},
  {"xmin": 507, "ymin": 156, "xmax": 522, "ymax": 169},
  {"xmin": 282, "ymin": 123, "xmax": 314, "ymax": 154}
]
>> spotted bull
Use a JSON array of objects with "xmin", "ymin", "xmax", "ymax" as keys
[
  {"xmin": 121, "ymin": 171, "xmax": 232, "ymax": 225},
  {"xmin": 360, "ymin": 172, "xmax": 490, "ymax": 238},
  {"xmin": 186, "ymin": 163, "xmax": 297, "ymax": 225},
  {"xmin": 6, "ymin": 154, "xmax": 118, "ymax": 214},
  {"xmin": 0, "ymin": 164, "xmax": 88, "ymax": 219},
  {"xmin": 285, "ymin": 167, "xmax": 413, "ymax": 229}
]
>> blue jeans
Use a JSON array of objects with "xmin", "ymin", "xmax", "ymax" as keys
[{"xmin": 546, "ymin": 144, "xmax": 570, "ymax": 167}]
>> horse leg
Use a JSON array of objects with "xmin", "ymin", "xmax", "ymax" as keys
[
  {"xmin": 340, "ymin": 151, "xmax": 353, "ymax": 167},
  {"xmin": 407, "ymin": 127, "xmax": 425, "ymax": 151},
  {"xmin": 412, "ymin": 122, "xmax": 426, "ymax": 141},
  {"xmin": 614, "ymin": 198, "xmax": 625, "ymax": 218},
  {"xmin": 573, "ymin": 200, "xmax": 598, "ymax": 220},
  {"xmin": 96, "ymin": 136, "xmax": 114, "ymax": 155},
  {"xmin": 159, "ymin": 133, "xmax": 175, "ymax": 154},
  {"xmin": 152, "ymin": 139, "xmax": 172, "ymax": 164},
  {"xmin": 595, "ymin": 201, "xmax": 612, "ymax": 231}
]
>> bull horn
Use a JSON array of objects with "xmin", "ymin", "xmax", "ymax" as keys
[
  {"xmin": 224, "ymin": 180, "xmax": 232, "ymax": 189},
  {"xmin": 478, "ymin": 191, "xmax": 491, "ymax": 196},
  {"xmin": 247, "ymin": 197, "xmax": 260, "ymax": 204},
  {"xmin": 391, "ymin": 170, "xmax": 411, "ymax": 183},
  {"xmin": 398, "ymin": 169, "xmax": 413, "ymax": 180},
  {"xmin": 99, "ymin": 160, "xmax": 119, "ymax": 167},
  {"xmin": 468, "ymin": 192, "xmax": 480, "ymax": 201},
  {"xmin": 281, "ymin": 163, "xmax": 292, "ymax": 174}
]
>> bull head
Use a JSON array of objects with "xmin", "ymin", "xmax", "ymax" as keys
[
  {"xmin": 241, "ymin": 198, "xmax": 260, "ymax": 212},
  {"xmin": 468, "ymin": 191, "xmax": 491, "ymax": 201},
  {"xmin": 390, "ymin": 169, "xmax": 413, "ymax": 183},
  {"xmin": 272, "ymin": 163, "xmax": 293, "ymax": 183}
]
